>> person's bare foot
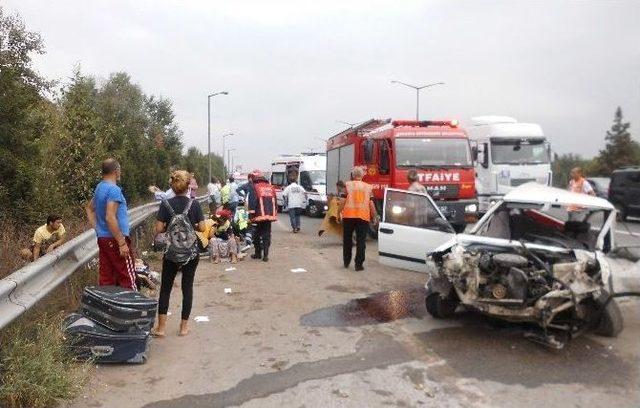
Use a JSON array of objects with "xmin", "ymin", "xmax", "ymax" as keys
[
  {"xmin": 178, "ymin": 320, "xmax": 189, "ymax": 336},
  {"xmin": 151, "ymin": 314, "xmax": 168, "ymax": 338}
]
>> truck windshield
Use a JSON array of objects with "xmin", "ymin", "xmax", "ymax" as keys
[
  {"xmin": 491, "ymin": 138, "xmax": 549, "ymax": 165},
  {"xmin": 301, "ymin": 170, "xmax": 326, "ymax": 185},
  {"xmin": 396, "ymin": 138, "xmax": 471, "ymax": 167}
]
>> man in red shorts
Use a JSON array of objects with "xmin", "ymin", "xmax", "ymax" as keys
[{"xmin": 86, "ymin": 159, "xmax": 136, "ymax": 290}]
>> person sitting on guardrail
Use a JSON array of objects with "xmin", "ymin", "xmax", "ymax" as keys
[
  {"xmin": 19, "ymin": 214, "xmax": 67, "ymax": 261},
  {"xmin": 86, "ymin": 158, "xmax": 137, "ymax": 290}
]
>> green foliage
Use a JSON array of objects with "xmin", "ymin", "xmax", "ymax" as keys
[
  {"xmin": 594, "ymin": 107, "xmax": 640, "ymax": 174},
  {"xmin": 0, "ymin": 6, "xmax": 52, "ymax": 217},
  {"xmin": 0, "ymin": 313, "xmax": 90, "ymax": 408},
  {"xmin": 553, "ymin": 153, "xmax": 586, "ymax": 187},
  {"xmin": 0, "ymin": 7, "xmax": 222, "ymax": 224}
]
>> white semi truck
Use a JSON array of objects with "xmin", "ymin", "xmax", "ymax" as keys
[
  {"xmin": 468, "ymin": 116, "xmax": 552, "ymax": 213},
  {"xmin": 270, "ymin": 152, "xmax": 328, "ymax": 217}
]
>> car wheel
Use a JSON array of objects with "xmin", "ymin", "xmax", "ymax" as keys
[
  {"xmin": 306, "ymin": 201, "xmax": 320, "ymax": 218},
  {"xmin": 425, "ymin": 292, "xmax": 458, "ymax": 319},
  {"xmin": 594, "ymin": 294, "xmax": 624, "ymax": 337}
]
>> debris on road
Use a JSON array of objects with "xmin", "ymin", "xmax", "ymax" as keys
[
  {"xmin": 194, "ymin": 316, "xmax": 210, "ymax": 322},
  {"xmin": 224, "ymin": 288, "xmax": 233, "ymax": 294},
  {"xmin": 225, "ymin": 267, "xmax": 237, "ymax": 272},
  {"xmin": 291, "ymin": 268, "xmax": 307, "ymax": 273}
]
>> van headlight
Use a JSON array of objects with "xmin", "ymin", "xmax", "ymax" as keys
[{"xmin": 465, "ymin": 204, "xmax": 478, "ymax": 213}]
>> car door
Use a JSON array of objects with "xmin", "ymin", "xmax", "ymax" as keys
[{"xmin": 378, "ymin": 188, "xmax": 456, "ymax": 273}]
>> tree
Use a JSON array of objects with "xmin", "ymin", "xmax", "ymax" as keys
[
  {"xmin": 0, "ymin": 7, "xmax": 52, "ymax": 217},
  {"xmin": 595, "ymin": 107, "xmax": 639, "ymax": 175}
]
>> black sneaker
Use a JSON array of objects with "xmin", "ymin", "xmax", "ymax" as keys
[
  {"xmin": 263, "ymin": 256, "xmax": 269, "ymax": 262},
  {"xmin": 355, "ymin": 265, "xmax": 364, "ymax": 271}
]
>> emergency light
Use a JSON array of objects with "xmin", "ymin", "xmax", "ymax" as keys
[{"xmin": 392, "ymin": 120, "xmax": 459, "ymax": 128}]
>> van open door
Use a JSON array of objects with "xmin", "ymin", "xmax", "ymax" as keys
[{"xmin": 378, "ymin": 188, "xmax": 456, "ymax": 273}]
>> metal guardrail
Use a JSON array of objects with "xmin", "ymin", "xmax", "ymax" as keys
[{"xmin": 0, "ymin": 196, "xmax": 208, "ymax": 330}]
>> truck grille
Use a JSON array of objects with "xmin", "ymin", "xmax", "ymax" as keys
[
  {"xmin": 510, "ymin": 178, "xmax": 536, "ymax": 187},
  {"xmin": 425, "ymin": 184, "xmax": 459, "ymax": 199}
]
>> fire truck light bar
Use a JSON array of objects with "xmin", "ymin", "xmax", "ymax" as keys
[{"xmin": 392, "ymin": 120, "xmax": 459, "ymax": 128}]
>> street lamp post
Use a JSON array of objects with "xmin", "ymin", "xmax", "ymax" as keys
[
  {"xmin": 227, "ymin": 148, "xmax": 236, "ymax": 176},
  {"xmin": 207, "ymin": 91, "xmax": 229, "ymax": 182},
  {"xmin": 221, "ymin": 132, "xmax": 233, "ymax": 180},
  {"xmin": 390, "ymin": 80, "xmax": 444, "ymax": 121}
]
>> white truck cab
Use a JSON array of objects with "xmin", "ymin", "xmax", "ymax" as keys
[
  {"xmin": 468, "ymin": 116, "xmax": 552, "ymax": 213},
  {"xmin": 270, "ymin": 153, "xmax": 328, "ymax": 217}
]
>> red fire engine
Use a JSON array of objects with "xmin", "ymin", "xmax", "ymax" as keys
[{"xmin": 326, "ymin": 119, "xmax": 477, "ymax": 232}]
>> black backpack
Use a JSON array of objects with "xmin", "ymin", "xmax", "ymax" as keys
[{"xmin": 161, "ymin": 198, "xmax": 198, "ymax": 264}]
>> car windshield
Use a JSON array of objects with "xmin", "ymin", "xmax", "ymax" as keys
[
  {"xmin": 396, "ymin": 138, "xmax": 471, "ymax": 167},
  {"xmin": 490, "ymin": 138, "xmax": 549, "ymax": 165}
]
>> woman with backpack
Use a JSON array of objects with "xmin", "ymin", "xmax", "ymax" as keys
[{"xmin": 151, "ymin": 170, "xmax": 205, "ymax": 337}]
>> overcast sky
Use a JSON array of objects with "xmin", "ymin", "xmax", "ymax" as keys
[{"xmin": 5, "ymin": 0, "xmax": 640, "ymax": 170}]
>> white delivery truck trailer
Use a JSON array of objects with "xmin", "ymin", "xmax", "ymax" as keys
[
  {"xmin": 468, "ymin": 116, "xmax": 552, "ymax": 213},
  {"xmin": 270, "ymin": 153, "xmax": 328, "ymax": 217}
]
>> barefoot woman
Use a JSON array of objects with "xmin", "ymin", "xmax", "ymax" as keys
[{"xmin": 152, "ymin": 170, "xmax": 205, "ymax": 337}]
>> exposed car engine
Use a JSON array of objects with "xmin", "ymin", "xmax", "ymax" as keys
[{"xmin": 426, "ymin": 244, "xmax": 622, "ymax": 348}]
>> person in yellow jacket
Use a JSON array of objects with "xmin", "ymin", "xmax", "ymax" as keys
[{"xmin": 338, "ymin": 167, "xmax": 378, "ymax": 271}]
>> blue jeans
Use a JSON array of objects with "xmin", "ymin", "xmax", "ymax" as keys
[{"xmin": 288, "ymin": 207, "xmax": 302, "ymax": 230}]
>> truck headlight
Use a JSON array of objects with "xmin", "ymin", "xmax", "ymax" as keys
[{"xmin": 465, "ymin": 204, "xmax": 478, "ymax": 213}]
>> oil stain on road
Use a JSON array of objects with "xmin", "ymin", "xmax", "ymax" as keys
[{"xmin": 300, "ymin": 287, "xmax": 427, "ymax": 327}]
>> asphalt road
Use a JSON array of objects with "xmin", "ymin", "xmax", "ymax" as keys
[{"xmin": 64, "ymin": 214, "xmax": 640, "ymax": 408}]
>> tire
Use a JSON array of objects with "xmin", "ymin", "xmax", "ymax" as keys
[
  {"xmin": 594, "ymin": 296, "xmax": 624, "ymax": 337},
  {"xmin": 425, "ymin": 292, "xmax": 458, "ymax": 319},
  {"xmin": 306, "ymin": 201, "xmax": 321, "ymax": 218}
]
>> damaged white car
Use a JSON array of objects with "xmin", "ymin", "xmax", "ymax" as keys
[{"xmin": 378, "ymin": 183, "xmax": 622, "ymax": 349}]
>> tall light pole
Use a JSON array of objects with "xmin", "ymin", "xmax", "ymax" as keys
[
  {"xmin": 390, "ymin": 80, "xmax": 444, "ymax": 121},
  {"xmin": 227, "ymin": 148, "xmax": 236, "ymax": 176},
  {"xmin": 207, "ymin": 91, "xmax": 228, "ymax": 182},
  {"xmin": 221, "ymin": 132, "xmax": 233, "ymax": 180}
]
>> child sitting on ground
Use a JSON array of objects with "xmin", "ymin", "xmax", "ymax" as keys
[{"xmin": 209, "ymin": 209, "xmax": 238, "ymax": 264}]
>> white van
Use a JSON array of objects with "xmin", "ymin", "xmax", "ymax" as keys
[
  {"xmin": 468, "ymin": 116, "xmax": 552, "ymax": 213},
  {"xmin": 270, "ymin": 153, "xmax": 328, "ymax": 217}
]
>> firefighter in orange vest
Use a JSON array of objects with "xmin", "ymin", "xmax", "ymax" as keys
[
  {"xmin": 567, "ymin": 167, "xmax": 595, "ymax": 221},
  {"xmin": 246, "ymin": 169, "xmax": 278, "ymax": 262},
  {"xmin": 338, "ymin": 167, "xmax": 378, "ymax": 271}
]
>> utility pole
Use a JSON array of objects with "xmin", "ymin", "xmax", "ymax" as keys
[{"xmin": 207, "ymin": 91, "xmax": 228, "ymax": 182}]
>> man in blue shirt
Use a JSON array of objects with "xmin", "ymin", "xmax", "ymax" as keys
[{"xmin": 86, "ymin": 159, "xmax": 136, "ymax": 290}]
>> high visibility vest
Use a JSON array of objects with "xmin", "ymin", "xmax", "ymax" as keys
[
  {"xmin": 252, "ymin": 182, "xmax": 278, "ymax": 222},
  {"xmin": 342, "ymin": 180, "xmax": 372, "ymax": 221},
  {"xmin": 220, "ymin": 184, "xmax": 231, "ymax": 204}
]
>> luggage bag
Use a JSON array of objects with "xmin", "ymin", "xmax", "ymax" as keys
[
  {"xmin": 63, "ymin": 313, "xmax": 149, "ymax": 364},
  {"xmin": 81, "ymin": 286, "xmax": 158, "ymax": 332}
]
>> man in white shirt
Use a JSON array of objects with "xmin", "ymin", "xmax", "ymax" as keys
[{"xmin": 283, "ymin": 172, "xmax": 307, "ymax": 233}]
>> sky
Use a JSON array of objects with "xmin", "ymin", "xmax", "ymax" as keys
[{"xmin": 4, "ymin": 0, "xmax": 640, "ymax": 171}]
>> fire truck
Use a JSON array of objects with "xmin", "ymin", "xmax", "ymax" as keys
[{"xmin": 326, "ymin": 119, "xmax": 477, "ymax": 232}]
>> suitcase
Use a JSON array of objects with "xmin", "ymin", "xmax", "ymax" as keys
[
  {"xmin": 63, "ymin": 313, "xmax": 149, "ymax": 364},
  {"xmin": 81, "ymin": 286, "xmax": 158, "ymax": 332}
]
